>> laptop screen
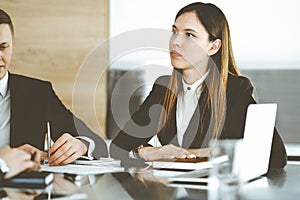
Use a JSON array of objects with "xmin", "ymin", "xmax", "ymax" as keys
[{"xmin": 234, "ymin": 103, "xmax": 277, "ymax": 182}]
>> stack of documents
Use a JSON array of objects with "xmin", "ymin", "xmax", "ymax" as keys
[
  {"xmin": 41, "ymin": 158, "xmax": 123, "ymax": 175},
  {"xmin": 151, "ymin": 158, "xmax": 211, "ymax": 190},
  {"xmin": 152, "ymin": 157, "xmax": 211, "ymax": 171}
]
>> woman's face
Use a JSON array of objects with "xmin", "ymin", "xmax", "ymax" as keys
[{"xmin": 169, "ymin": 11, "xmax": 212, "ymax": 73}]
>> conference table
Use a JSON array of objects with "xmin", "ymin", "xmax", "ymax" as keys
[{"xmin": 1, "ymin": 162, "xmax": 299, "ymax": 199}]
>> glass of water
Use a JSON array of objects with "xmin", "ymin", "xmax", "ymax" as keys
[{"xmin": 208, "ymin": 139, "xmax": 242, "ymax": 200}]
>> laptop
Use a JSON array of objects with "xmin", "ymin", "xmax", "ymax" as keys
[
  {"xmin": 235, "ymin": 103, "xmax": 277, "ymax": 182},
  {"xmin": 167, "ymin": 103, "xmax": 277, "ymax": 186}
]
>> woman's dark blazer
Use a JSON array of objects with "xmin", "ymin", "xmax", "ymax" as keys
[
  {"xmin": 111, "ymin": 73, "xmax": 287, "ymax": 168},
  {"xmin": 8, "ymin": 73, "xmax": 108, "ymax": 158}
]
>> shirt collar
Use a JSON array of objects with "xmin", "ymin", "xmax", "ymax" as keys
[
  {"xmin": 0, "ymin": 71, "xmax": 9, "ymax": 97},
  {"xmin": 182, "ymin": 70, "xmax": 209, "ymax": 93}
]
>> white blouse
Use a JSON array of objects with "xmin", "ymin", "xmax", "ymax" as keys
[{"xmin": 176, "ymin": 71, "xmax": 209, "ymax": 146}]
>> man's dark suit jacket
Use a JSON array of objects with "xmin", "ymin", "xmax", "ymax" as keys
[
  {"xmin": 111, "ymin": 74, "xmax": 287, "ymax": 168},
  {"xmin": 8, "ymin": 73, "xmax": 107, "ymax": 158}
]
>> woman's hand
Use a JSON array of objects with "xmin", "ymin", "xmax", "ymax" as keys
[
  {"xmin": 138, "ymin": 144, "xmax": 196, "ymax": 161},
  {"xmin": 48, "ymin": 133, "xmax": 88, "ymax": 166},
  {"xmin": 0, "ymin": 145, "xmax": 40, "ymax": 179},
  {"xmin": 188, "ymin": 148, "xmax": 210, "ymax": 158}
]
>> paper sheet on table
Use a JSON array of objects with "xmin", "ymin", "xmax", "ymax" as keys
[
  {"xmin": 41, "ymin": 164, "xmax": 124, "ymax": 175},
  {"xmin": 73, "ymin": 158, "xmax": 121, "ymax": 166}
]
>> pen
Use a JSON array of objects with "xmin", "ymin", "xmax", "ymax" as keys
[{"xmin": 47, "ymin": 122, "xmax": 51, "ymax": 159}]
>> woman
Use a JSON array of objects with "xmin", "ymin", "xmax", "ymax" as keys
[{"xmin": 110, "ymin": 2, "xmax": 287, "ymax": 168}]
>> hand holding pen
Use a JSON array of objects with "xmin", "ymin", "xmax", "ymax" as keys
[
  {"xmin": 45, "ymin": 122, "xmax": 89, "ymax": 166},
  {"xmin": 48, "ymin": 133, "xmax": 88, "ymax": 166}
]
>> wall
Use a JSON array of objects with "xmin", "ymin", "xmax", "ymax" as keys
[
  {"xmin": 242, "ymin": 69, "xmax": 300, "ymax": 143},
  {"xmin": 109, "ymin": 0, "xmax": 300, "ymax": 70},
  {"xmin": 2, "ymin": 0, "xmax": 108, "ymax": 137}
]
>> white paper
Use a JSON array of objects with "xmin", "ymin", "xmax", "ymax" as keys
[
  {"xmin": 73, "ymin": 158, "xmax": 121, "ymax": 167},
  {"xmin": 41, "ymin": 164, "xmax": 124, "ymax": 175}
]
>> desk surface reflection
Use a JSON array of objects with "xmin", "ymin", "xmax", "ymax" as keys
[{"xmin": 1, "ymin": 163, "xmax": 299, "ymax": 200}]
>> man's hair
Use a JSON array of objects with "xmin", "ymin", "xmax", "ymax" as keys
[{"xmin": 0, "ymin": 9, "xmax": 14, "ymax": 36}]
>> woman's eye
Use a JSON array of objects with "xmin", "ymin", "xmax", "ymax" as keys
[{"xmin": 186, "ymin": 33, "xmax": 195, "ymax": 38}]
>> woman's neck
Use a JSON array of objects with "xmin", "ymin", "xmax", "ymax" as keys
[{"xmin": 182, "ymin": 67, "xmax": 208, "ymax": 85}]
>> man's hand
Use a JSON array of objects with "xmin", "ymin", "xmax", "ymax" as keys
[
  {"xmin": 48, "ymin": 133, "xmax": 88, "ymax": 166},
  {"xmin": 0, "ymin": 145, "xmax": 40, "ymax": 179},
  {"xmin": 17, "ymin": 144, "xmax": 43, "ymax": 163}
]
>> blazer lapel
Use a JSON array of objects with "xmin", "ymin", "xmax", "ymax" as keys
[
  {"xmin": 182, "ymin": 86, "xmax": 211, "ymax": 148},
  {"xmin": 167, "ymin": 103, "xmax": 180, "ymax": 146},
  {"xmin": 9, "ymin": 74, "xmax": 27, "ymax": 146},
  {"xmin": 159, "ymin": 98, "xmax": 179, "ymax": 146},
  {"xmin": 181, "ymin": 106, "xmax": 201, "ymax": 148},
  {"xmin": 160, "ymin": 87, "xmax": 209, "ymax": 148}
]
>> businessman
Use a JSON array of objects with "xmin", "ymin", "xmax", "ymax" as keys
[{"xmin": 0, "ymin": 9, "xmax": 107, "ymax": 165}]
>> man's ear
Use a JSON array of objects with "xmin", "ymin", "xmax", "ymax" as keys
[{"xmin": 208, "ymin": 39, "xmax": 221, "ymax": 56}]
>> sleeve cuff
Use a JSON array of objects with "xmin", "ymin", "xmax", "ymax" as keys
[
  {"xmin": 75, "ymin": 136, "xmax": 95, "ymax": 160},
  {"xmin": 129, "ymin": 150, "xmax": 137, "ymax": 159}
]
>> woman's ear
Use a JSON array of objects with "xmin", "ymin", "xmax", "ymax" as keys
[{"xmin": 208, "ymin": 39, "xmax": 221, "ymax": 56}]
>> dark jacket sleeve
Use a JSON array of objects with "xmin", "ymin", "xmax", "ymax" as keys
[
  {"xmin": 269, "ymin": 129, "xmax": 287, "ymax": 168},
  {"xmin": 9, "ymin": 74, "xmax": 107, "ymax": 158},
  {"xmin": 110, "ymin": 76, "xmax": 169, "ymax": 160},
  {"xmin": 225, "ymin": 75, "xmax": 287, "ymax": 169},
  {"xmin": 45, "ymin": 82, "xmax": 108, "ymax": 158}
]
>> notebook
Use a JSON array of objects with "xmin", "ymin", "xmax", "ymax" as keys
[
  {"xmin": 0, "ymin": 171, "xmax": 54, "ymax": 188},
  {"xmin": 152, "ymin": 157, "xmax": 210, "ymax": 171},
  {"xmin": 166, "ymin": 103, "xmax": 277, "ymax": 185}
]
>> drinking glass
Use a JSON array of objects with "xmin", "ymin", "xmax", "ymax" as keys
[{"xmin": 208, "ymin": 139, "xmax": 242, "ymax": 200}]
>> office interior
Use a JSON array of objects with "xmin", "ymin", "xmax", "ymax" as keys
[
  {"xmin": 3, "ymin": 0, "xmax": 298, "ymax": 157},
  {"xmin": 1, "ymin": 0, "xmax": 300, "ymax": 199},
  {"xmin": 2, "ymin": 0, "xmax": 299, "ymax": 154}
]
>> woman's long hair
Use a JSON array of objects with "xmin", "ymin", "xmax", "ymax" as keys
[{"xmin": 158, "ymin": 2, "xmax": 241, "ymax": 141}]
